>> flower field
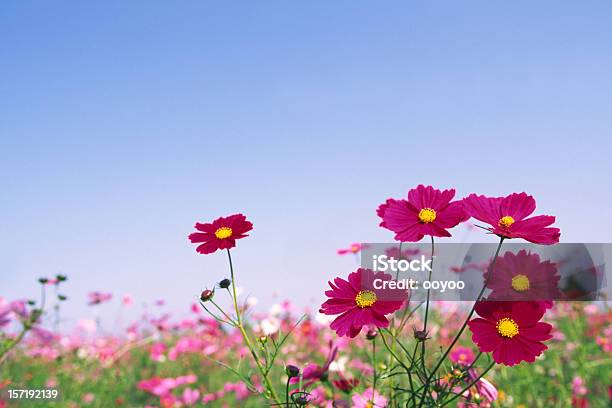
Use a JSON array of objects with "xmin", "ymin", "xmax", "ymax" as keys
[
  {"xmin": 0, "ymin": 299, "xmax": 609, "ymax": 407},
  {"xmin": 1, "ymin": 186, "xmax": 611, "ymax": 407}
]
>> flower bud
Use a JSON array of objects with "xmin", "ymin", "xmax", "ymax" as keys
[
  {"xmin": 58, "ymin": 295, "xmax": 68, "ymax": 301},
  {"xmin": 38, "ymin": 277, "xmax": 48, "ymax": 284},
  {"xmin": 366, "ymin": 329, "xmax": 378, "ymax": 340},
  {"xmin": 414, "ymin": 329, "xmax": 430, "ymax": 342},
  {"xmin": 285, "ymin": 365, "xmax": 300, "ymax": 378},
  {"xmin": 291, "ymin": 392, "xmax": 310, "ymax": 407},
  {"xmin": 56, "ymin": 274, "xmax": 68, "ymax": 282},
  {"xmin": 200, "ymin": 289, "xmax": 214, "ymax": 302},
  {"xmin": 219, "ymin": 278, "xmax": 231, "ymax": 289}
]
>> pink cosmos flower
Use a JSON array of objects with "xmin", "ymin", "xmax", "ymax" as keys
[
  {"xmin": 289, "ymin": 343, "xmax": 338, "ymax": 387},
  {"xmin": 0, "ymin": 300, "xmax": 29, "ymax": 325},
  {"xmin": 486, "ymin": 250, "xmax": 562, "ymax": 301},
  {"xmin": 596, "ymin": 325, "xmax": 612, "ymax": 352},
  {"xmin": 0, "ymin": 301, "xmax": 17, "ymax": 328},
  {"xmin": 463, "ymin": 192, "xmax": 560, "ymax": 244},
  {"xmin": 384, "ymin": 246, "xmax": 420, "ymax": 260},
  {"xmin": 337, "ymin": 243, "xmax": 368, "ymax": 255},
  {"xmin": 188, "ymin": 213, "xmax": 253, "ymax": 255},
  {"xmin": 572, "ymin": 376, "xmax": 588, "ymax": 396},
  {"xmin": 182, "ymin": 388, "xmax": 200, "ymax": 406},
  {"xmin": 468, "ymin": 301, "xmax": 553, "ymax": 366},
  {"xmin": 319, "ymin": 268, "xmax": 407, "ymax": 337},
  {"xmin": 122, "ymin": 294, "xmax": 134, "ymax": 306},
  {"xmin": 77, "ymin": 318, "xmax": 97, "ymax": 333},
  {"xmin": 332, "ymin": 374, "xmax": 359, "ymax": 392},
  {"xmin": 450, "ymin": 346, "xmax": 476, "ymax": 366},
  {"xmin": 351, "ymin": 387, "xmax": 387, "ymax": 407},
  {"xmin": 458, "ymin": 371, "xmax": 498, "ymax": 407},
  {"xmin": 87, "ymin": 292, "xmax": 112, "ymax": 306},
  {"xmin": 377, "ymin": 185, "xmax": 468, "ymax": 241},
  {"xmin": 149, "ymin": 342, "xmax": 167, "ymax": 362},
  {"xmin": 82, "ymin": 393, "xmax": 95, "ymax": 404}
]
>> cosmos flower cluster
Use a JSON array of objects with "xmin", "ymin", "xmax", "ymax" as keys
[
  {"xmin": 187, "ymin": 184, "xmax": 562, "ymax": 406},
  {"xmin": 317, "ymin": 185, "xmax": 559, "ymax": 366}
]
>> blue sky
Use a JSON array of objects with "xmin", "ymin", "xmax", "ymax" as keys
[{"xmin": 1, "ymin": 1, "xmax": 611, "ymax": 326}]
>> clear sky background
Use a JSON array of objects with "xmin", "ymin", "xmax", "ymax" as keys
[{"xmin": 1, "ymin": 1, "xmax": 611, "ymax": 328}]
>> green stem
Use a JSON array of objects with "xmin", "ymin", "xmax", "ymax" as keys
[
  {"xmin": 226, "ymin": 249, "xmax": 282, "ymax": 405},
  {"xmin": 422, "ymin": 236, "xmax": 435, "ymax": 333},
  {"xmin": 372, "ymin": 338, "xmax": 377, "ymax": 399},
  {"xmin": 418, "ymin": 236, "xmax": 435, "ymax": 393},
  {"xmin": 379, "ymin": 330, "xmax": 412, "ymax": 376},
  {"xmin": 285, "ymin": 376, "xmax": 291, "ymax": 408},
  {"xmin": 419, "ymin": 238, "xmax": 504, "ymax": 405},
  {"xmin": 209, "ymin": 299, "xmax": 237, "ymax": 325},
  {"xmin": 0, "ymin": 327, "xmax": 28, "ymax": 366}
]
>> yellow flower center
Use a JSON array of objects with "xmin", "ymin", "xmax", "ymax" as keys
[
  {"xmin": 498, "ymin": 216, "xmax": 515, "ymax": 229},
  {"xmin": 355, "ymin": 290, "xmax": 377, "ymax": 308},
  {"xmin": 496, "ymin": 317, "xmax": 519, "ymax": 338},
  {"xmin": 366, "ymin": 403, "xmax": 374, "ymax": 408},
  {"xmin": 418, "ymin": 208, "xmax": 437, "ymax": 223},
  {"xmin": 511, "ymin": 274, "xmax": 530, "ymax": 292},
  {"xmin": 214, "ymin": 227, "xmax": 233, "ymax": 239}
]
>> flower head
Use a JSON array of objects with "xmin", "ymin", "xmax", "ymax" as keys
[
  {"xmin": 450, "ymin": 346, "xmax": 476, "ymax": 366},
  {"xmin": 188, "ymin": 213, "xmax": 253, "ymax": 254},
  {"xmin": 332, "ymin": 374, "xmax": 359, "ymax": 393},
  {"xmin": 289, "ymin": 343, "xmax": 338, "ymax": 386},
  {"xmin": 351, "ymin": 387, "xmax": 387, "ymax": 407},
  {"xmin": 87, "ymin": 292, "xmax": 112, "ymax": 306},
  {"xmin": 467, "ymin": 301, "xmax": 553, "ymax": 366},
  {"xmin": 463, "ymin": 193, "xmax": 560, "ymax": 244},
  {"xmin": 319, "ymin": 268, "xmax": 407, "ymax": 338},
  {"xmin": 337, "ymin": 243, "xmax": 368, "ymax": 255},
  {"xmin": 486, "ymin": 250, "xmax": 562, "ymax": 301},
  {"xmin": 377, "ymin": 185, "xmax": 468, "ymax": 242}
]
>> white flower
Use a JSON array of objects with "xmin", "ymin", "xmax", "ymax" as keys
[
  {"xmin": 260, "ymin": 316, "xmax": 281, "ymax": 335},
  {"xmin": 269, "ymin": 303, "xmax": 283, "ymax": 316},
  {"xmin": 329, "ymin": 356, "xmax": 348, "ymax": 372},
  {"xmin": 315, "ymin": 312, "xmax": 334, "ymax": 325}
]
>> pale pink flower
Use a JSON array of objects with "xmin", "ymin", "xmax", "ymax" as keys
[
  {"xmin": 337, "ymin": 243, "xmax": 368, "ymax": 255},
  {"xmin": 122, "ymin": 294, "xmax": 134, "ymax": 306},
  {"xmin": 352, "ymin": 388, "xmax": 387, "ymax": 407},
  {"xmin": 77, "ymin": 318, "xmax": 97, "ymax": 333},
  {"xmin": 82, "ymin": 393, "xmax": 95, "ymax": 404},
  {"xmin": 87, "ymin": 292, "xmax": 112, "ymax": 306},
  {"xmin": 572, "ymin": 376, "xmax": 588, "ymax": 396},
  {"xmin": 182, "ymin": 388, "xmax": 200, "ymax": 406}
]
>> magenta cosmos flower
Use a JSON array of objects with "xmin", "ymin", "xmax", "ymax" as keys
[
  {"xmin": 467, "ymin": 301, "xmax": 553, "ymax": 366},
  {"xmin": 319, "ymin": 268, "xmax": 406, "ymax": 338},
  {"xmin": 377, "ymin": 185, "xmax": 468, "ymax": 241},
  {"xmin": 463, "ymin": 192, "xmax": 560, "ymax": 244},
  {"xmin": 289, "ymin": 344, "xmax": 338, "ymax": 387},
  {"xmin": 486, "ymin": 250, "xmax": 561, "ymax": 302},
  {"xmin": 188, "ymin": 214, "xmax": 253, "ymax": 254}
]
